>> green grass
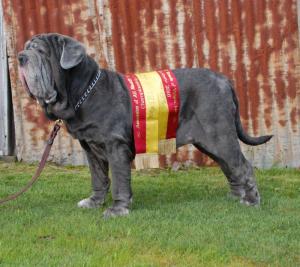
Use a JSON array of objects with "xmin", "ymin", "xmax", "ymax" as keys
[{"xmin": 0, "ymin": 162, "xmax": 300, "ymax": 267}]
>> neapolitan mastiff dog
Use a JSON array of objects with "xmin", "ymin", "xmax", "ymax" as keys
[{"xmin": 18, "ymin": 33, "xmax": 272, "ymax": 218}]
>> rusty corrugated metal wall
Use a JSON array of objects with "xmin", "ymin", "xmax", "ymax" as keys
[{"xmin": 2, "ymin": 0, "xmax": 300, "ymax": 167}]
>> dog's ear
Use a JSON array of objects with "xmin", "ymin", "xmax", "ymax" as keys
[{"xmin": 59, "ymin": 36, "xmax": 86, "ymax": 69}]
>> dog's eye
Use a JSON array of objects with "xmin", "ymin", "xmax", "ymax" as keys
[
  {"xmin": 36, "ymin": 47, "xmax": 50, "ymax": 57},
  {"xmin": 37, "ymin": 48, "xmax": 45, "ymax": 54}
]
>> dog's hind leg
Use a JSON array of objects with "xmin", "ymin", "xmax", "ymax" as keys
[
  {"xmin": 193, "ymin": 137, "xmax": 260, "ymax": 206},
  {"xmin": 77, "ymin": 141, "xmax": 110, "ymax": 208}
]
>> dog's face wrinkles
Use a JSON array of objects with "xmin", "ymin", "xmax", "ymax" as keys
[
  {"xmin": 18, "ymin": 36, "xmax": 58, "ymax": 105},
  {"xmin": 18, "ymin": 34, "xmax": 86, "ymax": 109}
]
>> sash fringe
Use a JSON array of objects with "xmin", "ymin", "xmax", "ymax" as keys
[
  {"xmin": 135, "ymin": 154, "xmax": 160, "ymax": 170},
  {"xmin": 158, "ymin": 138, "xmax": 176, "ymax": 155}
]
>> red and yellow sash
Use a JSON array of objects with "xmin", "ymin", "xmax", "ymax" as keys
[{"xmin": 124, "ymin": 70, "xmax": 180, "ymax": 169}]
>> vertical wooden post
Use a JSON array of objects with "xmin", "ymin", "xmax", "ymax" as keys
[
  {"xmin": 0, "ymin": 0, "xmax": 9, "ymax": 157},
  {"xmin": 0, "ymin": 1, "xmax": 15, "ymax": 161},
  {"xmin": 298, "ymin": 0, "xmax": 300, "ymax": 48}
]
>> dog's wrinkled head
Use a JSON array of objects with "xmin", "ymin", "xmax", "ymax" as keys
[{"xmin": 18, "ymin": 33, "xmax": 86, "ymax": 106}]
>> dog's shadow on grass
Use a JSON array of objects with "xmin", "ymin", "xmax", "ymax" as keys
[{"xmin": 129, "ymin": 169, "xmax": 229, "ymax": 211}]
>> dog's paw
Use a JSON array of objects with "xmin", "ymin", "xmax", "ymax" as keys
[
  {"xmin": 240, "ymin": 198, "xmax": 260, "ymax": 207},
  {"xmin": 240, "ymin": 190, "xmax": 260, "ymax": 207},
  {"xmin": 77, "ymin": 197, "xmax": 103, "ymax": 209},
  {"xmin": 241, "ymin": 184, "xmax": 261, "ymax": 206},
  {"xmin": 103, "ymin": 206, "xmax": 129, "ymax": 219}
]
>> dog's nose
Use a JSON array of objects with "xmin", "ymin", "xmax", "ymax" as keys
[{"xmin": 18, "ymin": 53, "xmax": 28, "ymax": 66}]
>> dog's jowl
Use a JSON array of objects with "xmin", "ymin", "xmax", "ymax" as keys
[{"xmin": 18, "ymin": 33, "xmax": 272, "ymax": 218}]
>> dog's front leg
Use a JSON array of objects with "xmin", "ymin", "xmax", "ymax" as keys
[
  {"xmin": 78, "ymin": 141, "xmax": 110, "ymax": 208},
  {"xmin": 103, "ymin": 141, "xmax": 133, "ymax": 218}
]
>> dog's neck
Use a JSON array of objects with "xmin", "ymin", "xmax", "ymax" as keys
[{"xmin": 67, "ymin": 56, "xmax": 101, "ymax": 107}]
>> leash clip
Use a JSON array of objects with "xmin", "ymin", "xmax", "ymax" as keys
[
  {"xmin": 55, "ymin": 119, "xmax": 63, "ymax": 126},
  {"xmin": 48, "ymin": 119, "xmax": 63, "ymax": 145}
]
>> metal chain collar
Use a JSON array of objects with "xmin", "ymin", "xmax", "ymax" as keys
[{"xmin": 74, "ymin": 70, "xmax": 102, "ymax": 111}]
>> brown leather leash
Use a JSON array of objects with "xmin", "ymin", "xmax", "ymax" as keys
[{"xmin": 0, "ymin": 119, "xmax": 63, "ymax": 205}]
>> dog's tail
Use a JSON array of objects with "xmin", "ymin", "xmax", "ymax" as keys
[{"xmin": 229, "ymin": 82, "xmax": 273, "ymax": 146}]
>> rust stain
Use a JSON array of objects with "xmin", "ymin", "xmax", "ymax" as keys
[
  {"xmin": 159, "ymin": 154, "xmax": 167, "ymax": 168},
  {"xmin": 268, "ymin": 0, "xmax": 285, "ymax": 131},
  {"xmin": 169, "ymin": 0, "xmax": 181, "ymax": 67},
  {"xmin": 284, "ymin": 0, "xmax": 299, "ymax": 132},
  {"xmin": 192, "ymin": 0, "xmax": 204, "ymax": 66},
  {"xmin": 257, "ymin": 1, "xmax": 273, "ymax": 130},
  {"xmin": 10, "ymin": 0, "xmax": 83, "ymax": 51},
  {"xmin": 183, "ymin": 0, "xmax": 194, "ymax": 68},
  {"xmin": 290, "ymin": 108, "xmax": 297, "ymax": 127},
  {"xmin": 231, "ymin": 0, "xmax": 249, "ymax": 129},
  {"xmin": 127, "ymin": 0, "xmax": 139, "ymax": 72},
  {"xmin": 147, "ymin": 38, "xmax": 158, "ymax": 71},
  {"xmin": 93, "ymin": 1, "xmax": 109, "ymax": 69},
  {"xmin": 218, "ymin": 0, "xmax": 231, "ymax": 75},
  {"xmin": 110, "ymin": 0, "xmax": 166, "ymax": 72},
  {"xmin": 23, "ymin": 102, "xmax": 50, "ymax": 142},
  {"xmin": 176, "ymin": 147, "xmax": 189, "ymax": 163},
  {"xmin": 144, "ymin": 0, "xmax": 161, "ymax": 70},
  {"xmin": 13, "ymin": 0, "xmax": 28, "ymax": 51},
  {"xmin": 157, "ymin": 9, "xmax": 167, "ymax": 69},
  {"xmin": 133, "ymin": 0, "xmax": 146, "ymax": 71},
  {"xmin": 193, "ymin": 149, "xmax": 216, "ymax": 167},
  {"xmin": 169, "ymin": 153, "xmax": 177, "ymax": 167},
  {"xmin": 203, "ymin": 0, "xmax": 218, "ymax": 71},
  {"xmin": 119, "ymin": 0, "xmax": 135, "ymax": 72},
  {"xmin": 109, "ymin": 1, "xmax": 125, "ymax": 72},
  {"xmin": 192, "ymin": 149, "xmax": 205, "ymax": 166},
  {"xmin": 2, "ymin": 0, "xmax": 300, "ymax": 167},
  {"xmin": 145, "ymin": 0, "xmax": 155, "ymax": 26},
  {"xmin": 244, "ymin": 0, "xmax": 259, "ymax": 134},
  {"xmin": 2, "ymin": 0, "xmax": 12, "ymax": 25}
]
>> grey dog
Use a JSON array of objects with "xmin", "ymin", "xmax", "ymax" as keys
[{"xmin": 18, "ymin": 33, "xmax": 272, "ymax": 218}]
